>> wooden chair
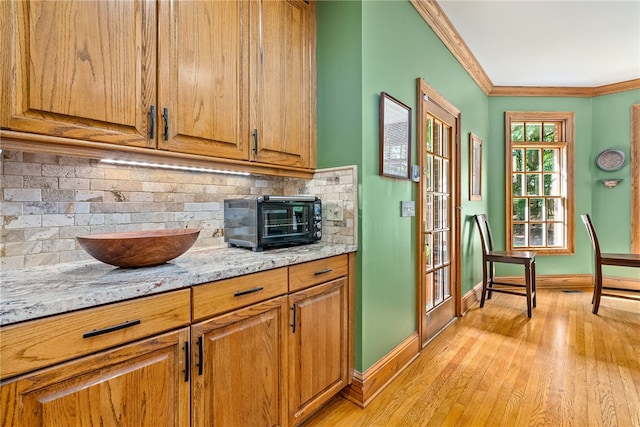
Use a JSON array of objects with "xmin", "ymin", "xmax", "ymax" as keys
[
  {"xmin": 581, "ymin": 214, "xmax": 640, "ymax": 314},
  {"xmin": 474, "ymin": 214, "xmax": 537, "ymax": 318}
]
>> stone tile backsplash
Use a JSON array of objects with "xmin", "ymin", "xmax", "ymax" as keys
[{"xmin": 1, "ymin": 151, "xmax": 357, "ymax": 270}]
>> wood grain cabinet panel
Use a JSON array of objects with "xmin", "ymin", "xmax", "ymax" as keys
[
  {"xmin": 249, "ymin": 0, "xmax": 316, "ymax": 168},
  {"xmin": 191, "ymin": 296, "xmax": 288, "ymax": 427},
  {"xmin": 3, "ymin": 0, "xmax": 156, "ymax": 147},
  {"xmin": 1, "ymin": 328, "xmax": 191, "ymax": 427},
  {"xmin": 192, "ymin": 267, "xmax": 288, "ymax": 321},
  {"xmin": 0, "ymin": 289, "xmax": 191, "ymax": 380},
  {"xmin": 289, "ymin": 254, "xmax": 348, "ymax": 292},
  {"xmin": 288, "ymin": 277, "xmax": 350, "ymax": 425},
  {"xmin": 157, "ymin": 0, "xmax": 249, "ymax": 160}
]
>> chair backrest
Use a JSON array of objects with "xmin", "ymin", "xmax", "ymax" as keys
[
  {"xmin": 474, "ymin": 214, "xmax": 495, "ymax": 255},
  {"xmin": 581, "ymin": 214, "xmax": 602, "ymax": 259}
]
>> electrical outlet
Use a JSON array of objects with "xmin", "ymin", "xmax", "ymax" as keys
[{"xmin": 325, "ymin": 202, "xmax": 343, "ymax": 221}]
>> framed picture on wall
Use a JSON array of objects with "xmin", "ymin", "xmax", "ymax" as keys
[
  {"xmin": 379, "ymin": 92, "xmax": 411, "ymax": 179},
  {"xmin": 469, "ymin": 132, "xmax": 482, "ymax": 201}
]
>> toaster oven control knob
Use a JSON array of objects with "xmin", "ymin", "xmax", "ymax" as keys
[
  {"xmin": 315, "ymin": 220, "xmax": 321, "ymax": 229},
  {"xmin": 315, "ymin": 230, "xmax": 322, "ymax": 239}
]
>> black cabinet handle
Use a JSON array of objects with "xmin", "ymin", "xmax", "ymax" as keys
[
  {"xmin": 314, "ymin": 268, "xmax": 333, "ymax": 276},
  {"xmin": 82, "ymin": 319, "xmax": 141, "ymax": 339},
  {"xmin": 290, "ymin": 303, "xmax": 297, "ymax": 333},
  {"xmin": 163, "ymin": 107, "xmax": 169, "ymax": 141},
  {"xmin": 234, "ymin": 286, "xmax": 264, "ymax": 297},
  {"xmin": 197, "ymin": 336, "xmax": 204, "ymax": 376},
  {"xmin": 253, "ymin": 128, "xmax": 259, "ymax": 154},
  {"xmin": 183, "ymin": 341, "xmax": 190, "ymax": 382},
  {"xmin": 149, "ymin": 105, "xmax": 156, "ymax": 139}
]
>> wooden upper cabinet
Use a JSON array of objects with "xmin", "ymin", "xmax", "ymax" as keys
[
  {"xmin": 3, "ymin": 0, "xmax": 156, "ymax": 148},
  {"xmin": 157, "ymin": 0, "xmax": 249, "ymax": 160},
  {"xmin": 2, "ymin": 0, "xmax": 316, "ymax": 174},
  {"xmin": 250, "ymin": 0, "xmax": 316, "ymax": 168}
]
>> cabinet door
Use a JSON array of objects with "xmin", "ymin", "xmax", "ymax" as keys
[
  {"xmin": 289, "ymin": 277, "xmax": 349, "ymax": 425},
  {"xmin": 157, "ymin": 0, "xmax": 249, "ymax": 160},
  {"xmin": 2, "ymin": 0, "xmax": 156, "ymax": 148},
  {"xmin": 250, "ymin": 0, "xmax": 315, "ymax": 168},
  {"xmin": 0, "ymin": 328, "xmax": 190, "ymax": 427},
  {"xmin": 191, "ymin": 296, "xmax": 288, "ymax": 427}
]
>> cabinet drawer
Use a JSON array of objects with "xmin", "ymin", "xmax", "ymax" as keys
[
  {"xmin": 192, "ymin": 267, "xmax": 288, "ymax": 321},
  {"xmin": 0, "ymin": 289, "xmax": 191, "ymax": 381},
  {"xmin": 289, "ymin": 255, "xmax": 349, "ymax": 292}
]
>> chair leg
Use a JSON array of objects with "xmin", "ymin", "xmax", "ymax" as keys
[
  {"xmin": 592, "ymin": 262, "xmax": 603, "ymax": 315},
  {"xmin": 487, "ymin": 261, "xmax": 495, "ymax": 300},
  {"xmin": 531, "ymin": 260, "xmax": 536, "ymax": 308},
  {"xmin": 524, "ymin": 263, "xmax": 532, "ymax": 318},
  {"xmin": 480, "ymin": 260, "xmax": 488, "ymax": 308}
]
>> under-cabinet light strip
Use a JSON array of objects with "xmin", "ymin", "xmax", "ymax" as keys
[{"xmin": 100, "ymin": 158, "xmax": 251, "ymax": 176}]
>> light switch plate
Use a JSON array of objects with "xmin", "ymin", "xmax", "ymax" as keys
[{"xmin": 401, "ymin": 200, "xmax": 415, "ymax": 217}]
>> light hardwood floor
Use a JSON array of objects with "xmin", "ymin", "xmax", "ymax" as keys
[{"xmin": 302, "ymin": 288, "xmax": 640, "ymax": 426}]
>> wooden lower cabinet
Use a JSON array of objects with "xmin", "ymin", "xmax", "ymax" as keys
[
  {"xmin": 288, "ymin": 277, "xmax": 349, "ymax": 426},
  {"xmin": 0, "ymin": 254, "xmax": 353, "ymax": 427},
  {"xmin": 191, "ymin": 296, "xmax": 289, "ymax": 427},
  {"xmin": 0, "ymin": 328, "xmax": 191, "ymax": 427}
]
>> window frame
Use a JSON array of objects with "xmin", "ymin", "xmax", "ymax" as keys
[{"xmin": 505, "ymin": 111, "xmax": 575, "ymax": 255}]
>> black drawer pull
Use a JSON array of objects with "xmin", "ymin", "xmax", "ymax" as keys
[
  {"xmin": 314, "ymin": 268, "xmax": 333, "ymax": 276},
  {"xmin": 82, "ymin": 319, "xmax": 141, "ymax": 339},
  {"xmin": 234, "ymin": 286, "xmax": 264, "ymax": 297}
]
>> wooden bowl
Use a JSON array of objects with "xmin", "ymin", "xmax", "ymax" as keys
[{"xmin": 77, "ymin": 229, "xmax": 200, "ymax": 268}]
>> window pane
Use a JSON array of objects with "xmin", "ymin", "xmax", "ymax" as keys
[
  {"xmin": 526, "ymin": 123, "xmax": 542, "ymax": 141},
  {"xmin": 434, "ymin": 269, "xmax": 443, "ymax": 305},
  {"xmin": 443, "ymin": 266, "xmax": 450, "ymax": 298},
  {"xmin": 433, "ymin": 157, "xmax": 442, "ymax": 192},
  {"xmin": 544, "ymin": 173, "xmax": 560, "ymax": 196},
  {"xmin": 513, "ymin": 224, "xmax": 526, "ymax": 247},
  {"xmin": 526, "ymin": 174, "xmax": 540, "ymax": 195},
  {"xmin": 543, "ymin": 123, "xmax": 557, "ymax": 141},
  {"xmin": 526, "ymin": 149, "xmax": 541, "ymax": 171},
  {"xmin": 424, "ymin": 233, "xmax": 433, "ymax": 269},
  {"xmin": 433, "ymin": 121, "xmax": 442, "ymax": 156},
  {"xmin": 543, "ymin": 149, "xmax": 559, "ymax": 172},
  {"xmin": 433, "ymin": 195, "xmax": 442, "ymax": 229},
  {"xmin": 511, "ymin": 123, "xmax": 524, "ymax": 141},
  {"xmin": 425, "ymin": 155, "xmax": 432, "ymax": 192},
  {"xmin": 513, "ymin": 149, "xmax": 524, "ymax": 172},
  {"xmin": 426, "ymin": 118, "xmax": 433, "ymax": 153},
  {"xmin": 441, "ymin": 195, "xmax": 449, "ymax": 228},
  {"xmin": 513, "ymin": 198, "xmax": 527, "ymax": 221},
  {"xmin": 433, "ymin": 232, "xmax": 442, "ymax": 267},
  {"xmin": 512, "ymin": 174, "xmax": 524, "ymax": 195},
  {"xmin": 442, "ymin": 159, "xmax": 449, "ymax": 193},
  {"xmin": 442, "ymin": 232, "xmax": 449, "ymax": 263},
  {"xmin": 547, "ymin": 223, "xmax": 564, "ymax": 247},
  {"xmin": 425, "ymin": 272, "xmax": 433, "ymax": 310},
  {"xmin": 442, "ymin": 127, "xmax": 449, "ymax": 157},
  {"xmin": 529, "ymin": 223, "xmax": 544, "ymax": 246},
  {"xmin": 529, "ymin": 198, "xmax": 544, "ymax": 220},
  {"xmin": 546, "ymin": 198, "xmax": 564, "ymax": 221},
  {"xmin": 425, "ymin": 194, "xmax": 433, "ymax": 230}
]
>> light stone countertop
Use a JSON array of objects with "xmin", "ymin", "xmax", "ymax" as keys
[{"xmin": 0, "ymin": 243, "xmax": 357, "ymax": 326}]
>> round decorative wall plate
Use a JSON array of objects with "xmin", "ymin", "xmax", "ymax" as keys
[{"xmin": 595, "ymin": 149, "xmax": 626, "ymax": 171}]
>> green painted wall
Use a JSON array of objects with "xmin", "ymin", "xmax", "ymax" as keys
[{"xmin": 316, "ymin": 0, "xmax": 639, "ymax": 373}]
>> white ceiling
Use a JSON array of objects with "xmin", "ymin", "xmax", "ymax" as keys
[{"xmin": 437, "ymin": 0, "xmax": 640, "ymax": 87}]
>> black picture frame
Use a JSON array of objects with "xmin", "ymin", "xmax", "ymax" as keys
[{"xmin": 380, "ymin": 92, "xmax": 411, "ymax": 179}]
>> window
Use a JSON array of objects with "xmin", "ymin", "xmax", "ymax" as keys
[{"xmin": 505, "ymin": 112, "xmax": 575, "ymax": 254}]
